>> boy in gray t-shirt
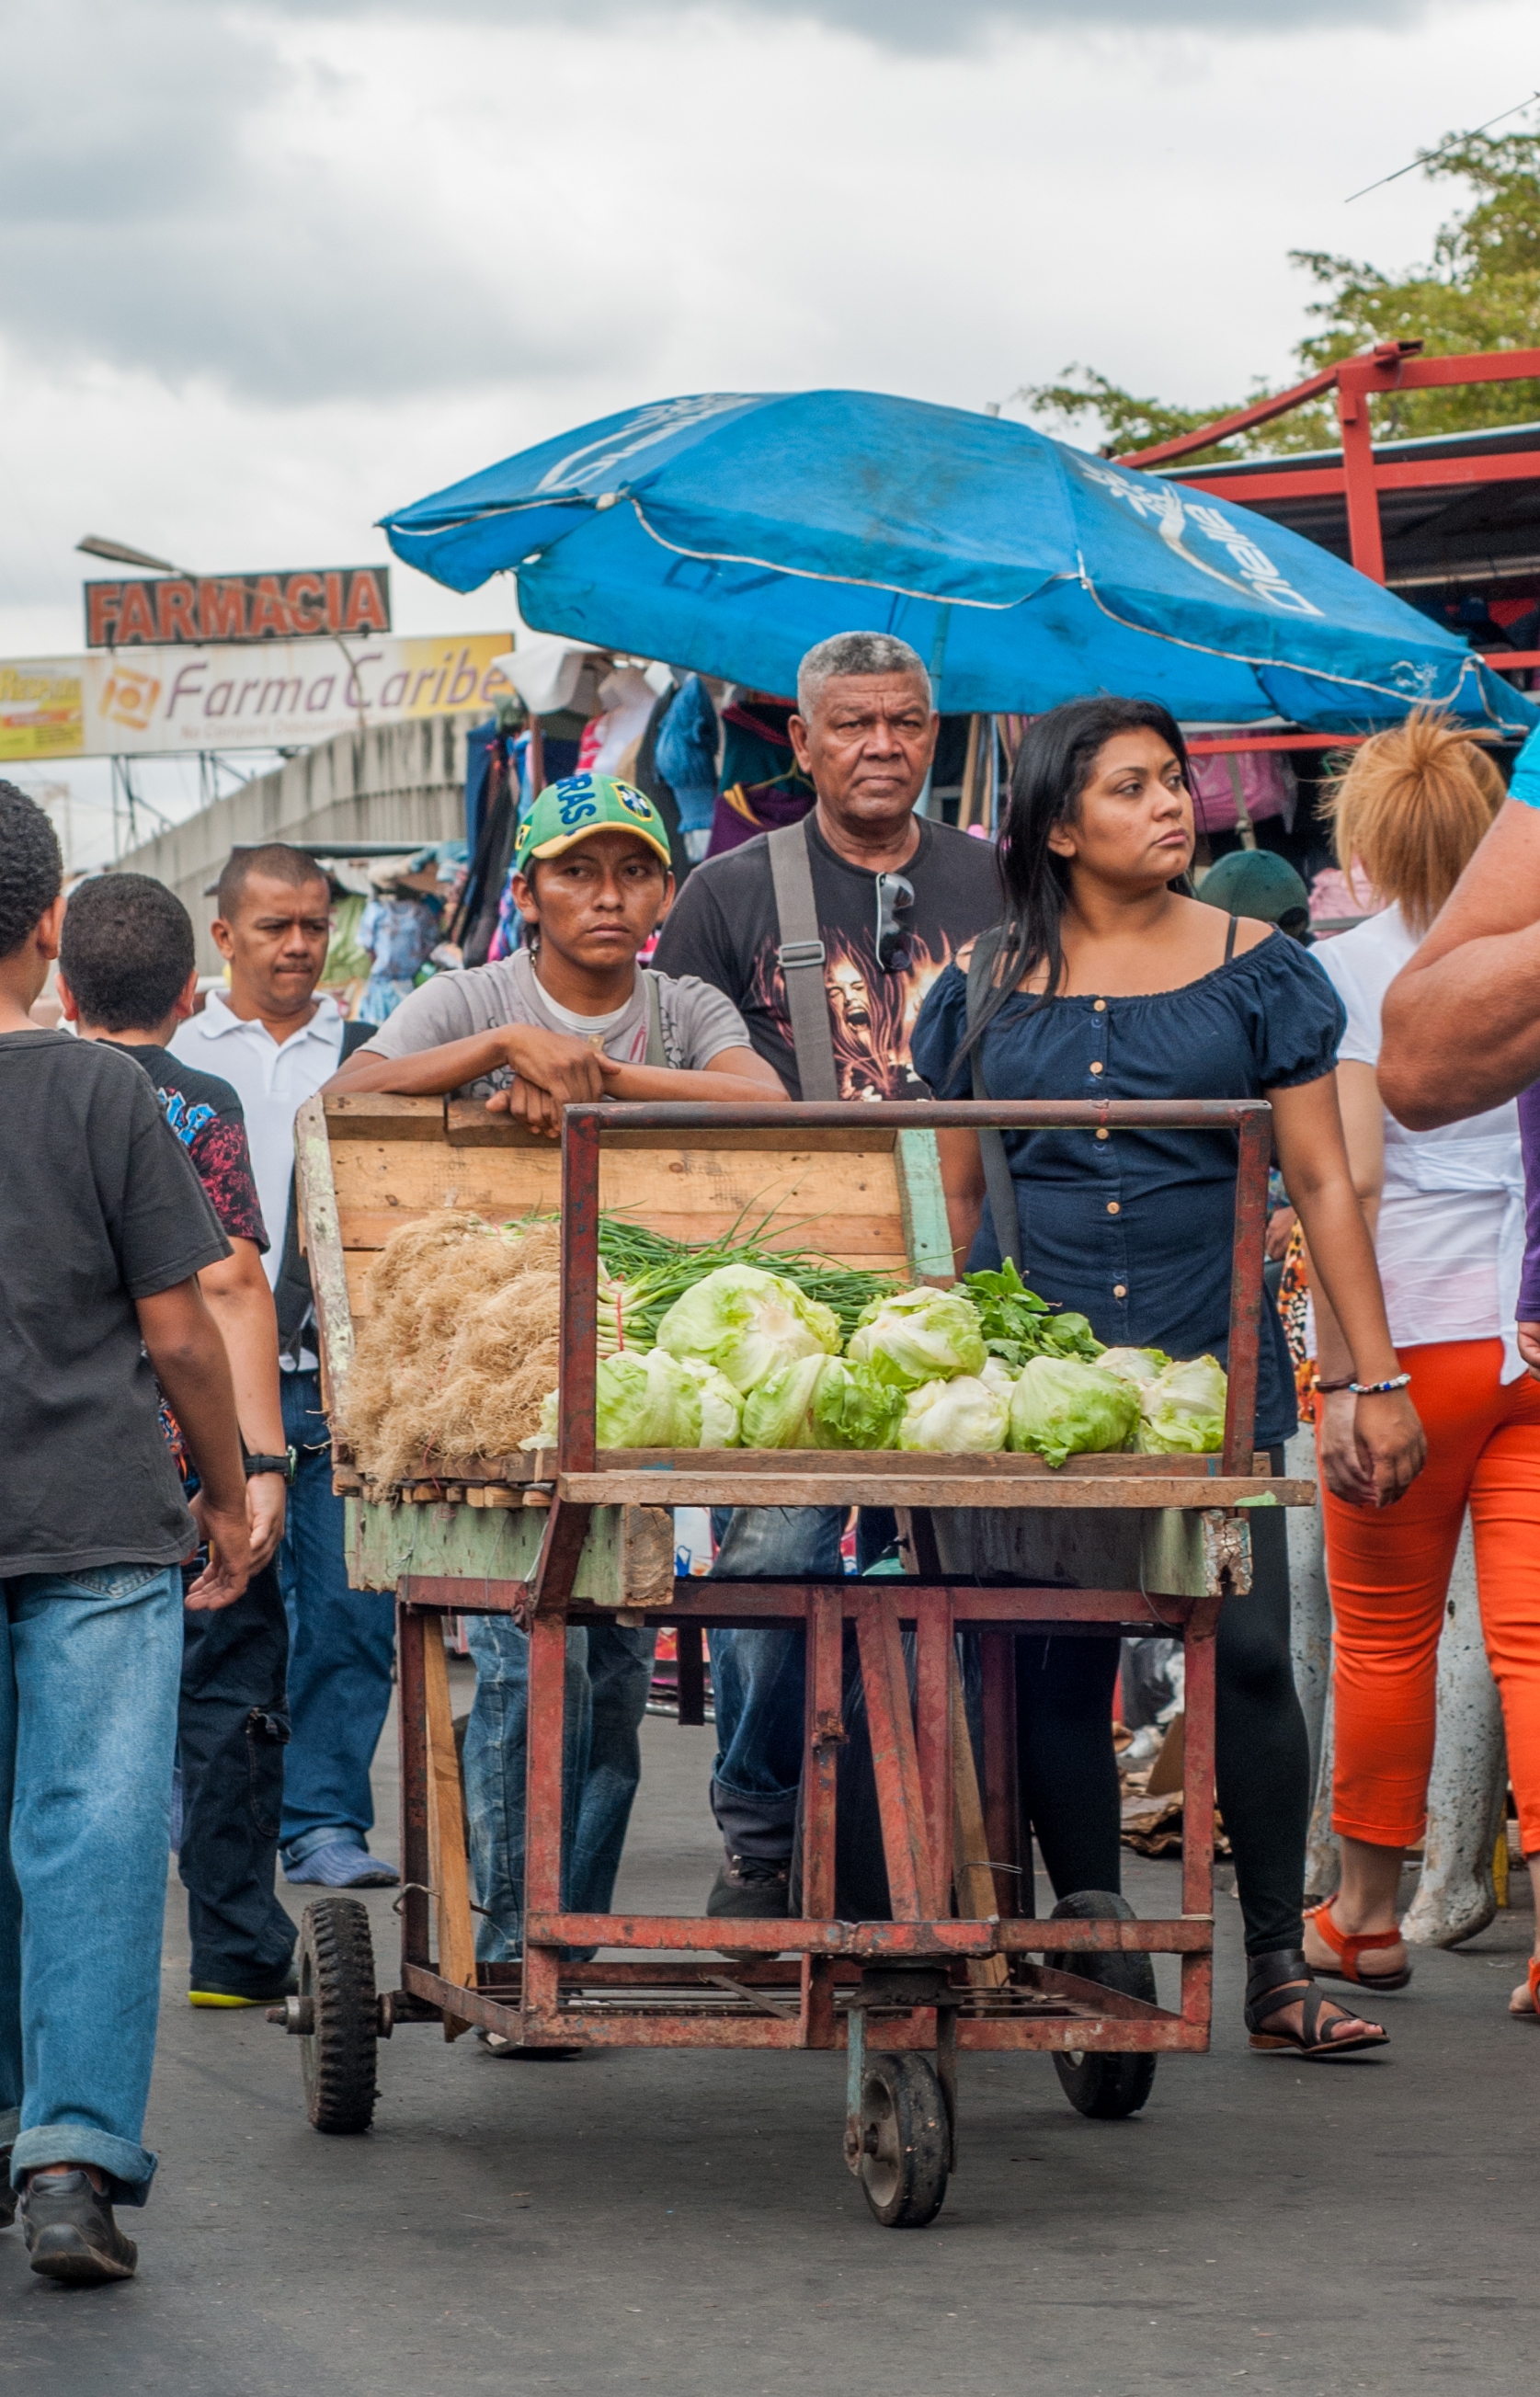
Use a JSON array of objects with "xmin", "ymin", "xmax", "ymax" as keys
[
  {"xmin": 325, "ymin": 773, "xmax": 785, "ymax": 1981},
  {"xmin": 331, "ymin": 772, "xmax": 785, "ymax": 1131}
]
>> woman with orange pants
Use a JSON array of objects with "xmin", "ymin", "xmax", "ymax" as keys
[{"xmin": 1303, "ymin": 714, "xmax": 1540, "ymax": 2019}]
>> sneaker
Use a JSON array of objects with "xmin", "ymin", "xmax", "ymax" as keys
[
  {"xmin": 0, "ymin": 2148, "xmax": 14, "ymax": 2232},
  {"xmin": 283, "ymin": 1840, "xmax": 399, "ymax": 1889},
  {"xmin": 189, "ymin": 1968, "xmax": 298, "ymax": 2009},
  {"xmin": 706, "ymin": 1854, "xmax": 791, "ymax": 1921},
  {"xmin": 20, "ymin": 2170, "xmax": 138, "ymax": 2284}
]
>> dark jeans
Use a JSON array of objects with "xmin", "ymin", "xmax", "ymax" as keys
[
  {"xmin": 177, "ymin": 1559, "xmax": 297, "ymax": 1997},
  {"xmin": 277, "ymin": 1370, "xmax": 396, "ymax": 1864},
  {"xmin": 462, "ymin": 1616, "xmax": 656, "ymax": 1960},
  {"xmin": 1015, "ymin": 1476, "xmax": 1309, "ymax": 1957},
  {"xmin": 705, "ymin": 1506, "xmax": 894, "ymax": 1863}
]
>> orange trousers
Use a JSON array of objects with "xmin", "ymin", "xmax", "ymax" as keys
[{"xmin": 1319, "ymin": 1338, "xmax": 1540, "ymax": 1855}]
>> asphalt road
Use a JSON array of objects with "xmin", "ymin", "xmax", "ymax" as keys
[{"xmin": 4, "ymin": 1661, "xmax": 1535, "ymax": 2393}]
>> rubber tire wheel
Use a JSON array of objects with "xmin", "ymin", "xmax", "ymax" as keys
[
  {"xmin": 298, "ymin": 1894, "xmax": 379, "ymax": 2134},
  {"xmin": 1046, "ymin": 1889, "xmax": 1158, "ymax": 2120},
  {"xmin": 857, "ymin": 2051, "xmax": 950, "ymax": 2229}
]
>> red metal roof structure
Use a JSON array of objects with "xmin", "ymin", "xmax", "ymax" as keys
[{"xmin": 1118, "ymin": 342, "xmax": 1540, "ymax": 687}]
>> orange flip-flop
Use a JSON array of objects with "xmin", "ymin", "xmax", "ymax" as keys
[
  {"xmin": 1509, "ymin": 1957, "xmax": 1540, "ymax": 2019},
  {"xmin": 1305, "ymin": 1898, "xmax": 1413, "ymax": 1992}
]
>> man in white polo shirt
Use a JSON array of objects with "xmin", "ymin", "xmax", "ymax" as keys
[{"xmin": 171, "ymin": 844, "xmax": 394, "ymax": 1889}]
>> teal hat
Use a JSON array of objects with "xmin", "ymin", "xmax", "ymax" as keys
[
  {"xmin": 513, "ymin": 772, "xmax": 671, "ymax": 876},
  {"xmin": 1196, "ymin": 848, "xmax": 1310, "ymax": 938}
]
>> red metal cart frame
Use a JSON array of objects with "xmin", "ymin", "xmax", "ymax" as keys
[{"xmin": 288, "ymin": 1096, "xmax": 1311, "ymax": 2225}]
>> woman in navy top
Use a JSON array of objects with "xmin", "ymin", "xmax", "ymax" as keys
[{"xmin": 912, "ymin": 694, "xmax": 1423, "ymax": 2061}]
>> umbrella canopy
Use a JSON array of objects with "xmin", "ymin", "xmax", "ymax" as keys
[{"xmin": 381, "ymin": 389, "xmax": 1535, "ymax": 734}]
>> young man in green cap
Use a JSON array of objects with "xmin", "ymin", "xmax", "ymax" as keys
[
  {"xmin": 332, "ymin": 771, "xmax": 783, "ymax": 1123},
  {"xmin": 328, "ymin": 774, "xmax": 784, "ymax": 1989}
]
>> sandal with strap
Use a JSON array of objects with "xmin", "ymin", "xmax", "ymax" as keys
[
  {"xmin": 1508, "ymin": 1957, "xmax": 1540, "ymax": 2019},
  {"xmin": 1244, "ymin": 1946, "xmax": 1390, "ymax": 2060},
  {"xmin": 1305, "ymin": 1898, "xmax": 1413, "ymax": 1992}
]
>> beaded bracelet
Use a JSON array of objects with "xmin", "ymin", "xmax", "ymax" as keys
[{"xmin": 1348, "ymin": 1372, "xmax": 1412, "ymax": 1396}]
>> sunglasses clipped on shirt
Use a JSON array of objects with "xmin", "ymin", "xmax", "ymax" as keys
[{"xmin": 874, "ymin": 871, "xmax": 915, "ymax": 974}]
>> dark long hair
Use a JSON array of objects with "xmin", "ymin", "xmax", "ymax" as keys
[{"xmin": 955, "ymin": 694, "xmax": 1193, "ymax": 1071}]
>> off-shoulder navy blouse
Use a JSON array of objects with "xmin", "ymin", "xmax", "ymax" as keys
[{"xmin": 910, "ymin": 929, "xmax": 1346, "ymax": 1448}]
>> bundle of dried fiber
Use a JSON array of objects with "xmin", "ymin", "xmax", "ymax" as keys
[{"xmin": 339, "ymin": 1213, "xmax": 563, "ymax": 1478}]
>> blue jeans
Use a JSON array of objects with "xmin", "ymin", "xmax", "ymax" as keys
[
  {"xmin": 0, "ymin": 1565, "xmax": 183, "ymax": 2206},
  {"xmin": 277, "ymin": 1370, "xmax": 397, "ymax": 1866},
  {"xmin": 706, "ymin": 1507, "xmax": 844, "ymax": 1864},
  {"xmin": 462, "ymin": 1616, "xmax": 656, "ymax": 1961}
]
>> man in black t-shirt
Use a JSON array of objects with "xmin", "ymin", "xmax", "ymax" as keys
[
  {"xmin": 60, "ymin": 873, "xmax": 300, "ymax": 2015},
  {"xmin": 652, "ymin": 632, "xmax": 1004, "ymax": 1927},
  {"xmin": 654, "ymin": 644, "xmax": 1000, "ymax": 1100},
  {"xmin": 0, "ymin": 788, "xmax": 249, "ymax": 2286}
]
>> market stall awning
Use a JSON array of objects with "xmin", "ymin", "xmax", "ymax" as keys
[{"xmin": 379, "ymin": 389, "xmax": 1536, "ymax": 734}]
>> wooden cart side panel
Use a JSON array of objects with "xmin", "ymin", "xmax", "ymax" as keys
[
  {"xmin": 347, "ymin": 1495, "xmax": 673, "ymax": 1605},
  {"xmin": 326, "ymin": 1138, "xmax": 909, "ymax": 1269},
  {"xmin": 293, "ymin": 1092, "xmax": 354, "ymax": 1395}
]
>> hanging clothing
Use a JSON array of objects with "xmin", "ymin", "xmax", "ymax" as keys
[
  {"xmin": 706, "ymin": 770, "xmax": 816, "ymax": 859},
  {"xmin": 655, "ymin": 674, "xmax": 720, "ymax": 839}
]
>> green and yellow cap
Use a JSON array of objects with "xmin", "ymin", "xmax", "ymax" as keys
[{"xmin": 513, "ymin": 772, "xmax": 672, "ymax": 876}]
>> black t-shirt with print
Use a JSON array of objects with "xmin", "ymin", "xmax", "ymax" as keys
[
  {"xmin": 651, "ymin": 813, "xmax": 1004, "ymax": 1099},
  {"xmin": 0, "ymin": 1032, "xmax": 229, "ymax": 1578},
  {"xmin": 102, "ymin": 1039, "xmax": 268, "ymax": 1249}
]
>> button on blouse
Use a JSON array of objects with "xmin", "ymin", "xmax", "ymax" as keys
[{"xmin": 910, "ymin": 931, "xmax": 1346, "ymax": 1448}]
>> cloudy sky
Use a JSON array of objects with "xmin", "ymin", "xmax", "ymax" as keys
[{"xmin": 2, "ymin": 0, "xmax": 1532, "ymax": 857}]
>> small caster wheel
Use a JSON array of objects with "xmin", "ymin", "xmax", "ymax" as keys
[
  {"xmin": 1047, "ymin": 1889, "xmax": 1157, "ymax": 2120},
  {"xmin": 297, "ymin": 1894, "xmax": 378, "ymax": 2134},
  {"xmin": 855, "ymin": 2052, "xmax": 949, "ymax": 2228}
]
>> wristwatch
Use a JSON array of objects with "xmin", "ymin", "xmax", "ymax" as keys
[{"xmin": 245, "ymin": 1447, "xmax": 297, "ymax": 1483}]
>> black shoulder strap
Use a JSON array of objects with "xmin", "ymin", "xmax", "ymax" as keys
[
  {"xmin": 273, "ymin": 1019, "xmax": 374, "ymax": 1355},
  {"xmin": 767, "ymin": 818, "xmax": 838, "ymax": 1101},
  {"xmin": 966, "ymin": 926, "xmax": 1023, "ymax": 1271},
  {"xmin": 642, "ymin": 972, "xmax": 667, "ymax": 1068},
  {"xmin": 1224, "ymin": 912, "xmax": 1239, "ymax": 963}
]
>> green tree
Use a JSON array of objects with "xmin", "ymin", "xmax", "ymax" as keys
[{"xmin": 1021, "ymin": 131, "xmax": 1540, "ymax": 462}]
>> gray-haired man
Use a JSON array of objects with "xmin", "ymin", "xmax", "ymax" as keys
[{"xmin": 652, "ymin": 633, "xmax": 1002, "ymax": 1923}]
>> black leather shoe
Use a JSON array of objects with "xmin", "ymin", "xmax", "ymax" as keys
[
  {"xmin": 706, "ymin": 1854, "xmax": 791, "ymax": 1920},
  {"xmin": 20, "ymin": 2171, "xmax": 138, "ymax": 2283},
  {"xmin": 0, "ymin": 2147, "xmax": 15, "ymax": 2231}
]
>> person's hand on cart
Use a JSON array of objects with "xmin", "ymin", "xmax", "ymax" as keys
[{"xmin": 482, "ymin": 1022, "xmax": 612, "ymax": 1136}]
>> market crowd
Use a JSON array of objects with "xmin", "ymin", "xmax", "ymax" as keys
[{"xmin": 5, "ymin": 630, "xmax": 1540, "ymax": 2283}]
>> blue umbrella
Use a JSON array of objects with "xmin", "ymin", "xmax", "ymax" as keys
[{"xmin": 381, "ymin": 389, "xmax": 1534, "ymax": 733}]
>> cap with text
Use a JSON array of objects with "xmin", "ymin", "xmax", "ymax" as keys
[{"xmin": 513, "ymin": 773, "xmax": 672, "ymax": 874}]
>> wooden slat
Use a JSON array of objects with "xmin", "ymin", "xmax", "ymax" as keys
[
  {"xmin": 421, "ymin": 1620, "xmax": 477, "ymax": 2038},
  {"xmin": 438, "ymin": 1102, "xmax": 897, "ymax": 1155},
  {"xmin": 561, "ymin": 1471, "xmax": 1313, "ymax": 1510},
  {"xmin": 324, "ymin": 1092, "xmax": 448, "ymax": 1137},
  {"xmin": 329, "ymin": 1138, "xmax": 905, "ymax": 1245},
  {"xmin": 951, "ymin": 1661, "xmax": 1010, "ymax": 1990},
  {"xmin": 337, "ymin": 1206, "xmax": 907, "ymax": 1261},
  {"xmin": 590, "ymin": 1448, "xmax": 1285, "ymax": 1480},
  {"xmin": 293, "ymin": 1094, "xmax": 354, "ymax": 1393}
]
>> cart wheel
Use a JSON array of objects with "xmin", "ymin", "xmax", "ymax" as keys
[
  {"xmin": 1046, "ymin": 1889, "xmax": 1158, "ymax": 2121},
  {"xmin": 297, "ymin": 1895, "xmax": 379, "ymax": 2135},
  {"xmin": 856, "ymin": 2052, "xmax": 949, "ymax": 2228}
]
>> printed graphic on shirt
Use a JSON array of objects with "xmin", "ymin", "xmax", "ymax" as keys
[
  {"xmin": 160, "ymin": 1088, "xmax": 216, "ymax": 1147},
  {"xmin": 749, "ymin": 930, "xmax": 959, "ymax": 1100}
]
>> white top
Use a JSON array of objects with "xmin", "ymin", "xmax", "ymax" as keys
[
  {"xmin": 1311, "ymin": 905, "xmax": 1525, "ymax": 1379},
  {"xmin": 168, "ymin": 991, "xmax": 345, "ymax": 1369}
]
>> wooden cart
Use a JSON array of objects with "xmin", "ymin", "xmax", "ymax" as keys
[{"xmin": 276, "ymin": 1092, "xmax": 1311, "ymax": 2229}]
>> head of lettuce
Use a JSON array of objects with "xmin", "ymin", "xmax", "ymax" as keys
[
  {"xmin": 1007, "ymin": 1355, "xmax": 1139, "ymax": 1469},
  {"xmin": 847, "ymin": 1288, "xmax": 987, "ymax": 1389},
  {"xmin": 656, "ymin": 1263, "xmax": 840, "ymax": 1394}
]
